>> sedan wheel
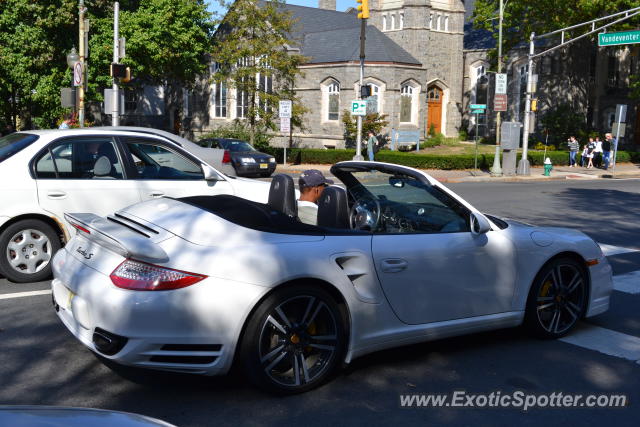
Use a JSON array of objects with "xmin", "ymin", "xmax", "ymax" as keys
[
  {"xmin": 0, "ymin": 219, "xmax": 62, "ymax": 283},
  {"xmin": 241, "ymin": 286, "xmax": 346, "ymax": 394},
  {"xmin": 525, "ymin": 258, "xmax": 587, "ymax": 338}
]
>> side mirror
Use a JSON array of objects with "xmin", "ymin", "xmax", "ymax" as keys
[
  {"xmin": 470, "ymin": 211, "xmax": 491, "ymax": 235},
  {"xmin": 202, "ymin": 164, "xmax": 223, "ymax": 181}
]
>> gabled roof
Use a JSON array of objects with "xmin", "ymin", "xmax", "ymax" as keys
[{"xmin": 274, "ymin": 2, "xmax": 421, "ymax": 66}]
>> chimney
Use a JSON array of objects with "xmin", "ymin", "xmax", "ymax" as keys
[{"xmin": 318, "ymin": 0, "xmax": 336, "ymax": 10}]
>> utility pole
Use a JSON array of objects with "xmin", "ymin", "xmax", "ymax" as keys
[
  {"xmin": 353, "ymin": 0, "xmax": 369, "ymax": 161},
  {"xmin": 112, "ymin": 2, "xmax": 120, "ymax": 126},
  {"xmin": 490, "ymin": 0, "xmax": 504, "ymax": 176},
  {"xmin": 516, "ymin": 33, "xmax": 534, "ymax": 175},
  {"xmin": 78, "ymin": 0, "xmax": 87, "ymax": 127}
]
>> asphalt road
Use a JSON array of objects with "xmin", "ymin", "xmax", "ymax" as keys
[{"xmin": 1, "ymin": 178, "xmax": 639, "ymax": 426}]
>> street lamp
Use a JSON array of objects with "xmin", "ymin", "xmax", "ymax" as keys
[
  {"xmin": 66, "ymin": 48, "xmax": 79, "ymax": 117},
  {"xmin": 66, "ymin": 47, "xmax": 79, "ymax": 69}
]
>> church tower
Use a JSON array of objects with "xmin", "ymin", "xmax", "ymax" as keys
[{"xmin": 368, "ymin": 0, "xmax": 465, "ymax": 136}]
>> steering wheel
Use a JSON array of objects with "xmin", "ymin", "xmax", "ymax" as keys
[{"xmin": 349, "ymin": 195, "xmax": 381, "ymax": 231}]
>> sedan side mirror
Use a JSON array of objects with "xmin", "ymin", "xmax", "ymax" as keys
[
  {"xmin": 470, "ymin": 211, "xmax": 491, "ymax": 235},
  {"xmin": 202, "ymin": 164, "xmax": 224, "ymax": 181}
]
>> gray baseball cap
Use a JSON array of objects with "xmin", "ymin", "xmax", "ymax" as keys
[{"xmin": 299, "ymin": 169, "xmax": 334, "ymax": 188}]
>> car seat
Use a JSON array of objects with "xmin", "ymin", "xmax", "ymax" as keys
[
  {"xmin": 267, "ymin": 174, "xmax": 297, "ymax": 218},
  {"xmin": 317, "ymin": 186, "xmax": 349, "ymax": 228}
]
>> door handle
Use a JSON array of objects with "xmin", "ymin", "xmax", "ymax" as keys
[
  {"xmin": 380, "ymin": 258, "xmax": 409, "ymax": 273},
  {"xmin": 47, "ymin": 191, "xmax": 67, "ymax": 199},
  {"xmin": 149, "ymin": 192, "xmax": 165, "ymax": 198}
]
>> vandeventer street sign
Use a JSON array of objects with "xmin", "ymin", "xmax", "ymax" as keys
[{"xmin": 598, "ymin": 30, "xmax": 640, "ymax": 47}]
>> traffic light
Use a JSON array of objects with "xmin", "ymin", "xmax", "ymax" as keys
[
  {"xmin": 531, "ymin": 98, "xmax": 538, "ymax": 111},
  {"xmin": 357, "ymin": 0, "xmax": 370, "ymax": 19},
  {"xmin": 110, "ymin": 63, "xmax": 132, "ymax": 83}
]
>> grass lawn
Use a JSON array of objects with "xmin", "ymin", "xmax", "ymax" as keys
[{"xmin": 416, "ymin": 140, "xmax": 498, "ymax": 155}]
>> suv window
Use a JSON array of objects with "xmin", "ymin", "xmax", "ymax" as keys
[
  {"xmin": 124, "ymin": 138, "xmax": 204, "ymax": 180},
  {"xmin": 0, "ymin": 133, "xmax": 39, "ymax": 163},
  {"xmin": 35, "ymin": 137, "xmax": 123, "ymax": 179}
]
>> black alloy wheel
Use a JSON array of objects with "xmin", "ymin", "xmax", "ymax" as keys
[
  {"xmin": 240, "ymin": 285, "xmax": 346, "ymax": 394},
  {"xmin": 525, "ymin": 257, "xmax": 587, "ymax": 338}
]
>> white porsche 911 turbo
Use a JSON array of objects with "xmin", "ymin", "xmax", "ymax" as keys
[{"xmin": 51, "ymin": 161, "xmax": 612, "ymax": 394}]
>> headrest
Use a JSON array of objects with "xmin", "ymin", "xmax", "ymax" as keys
[
  {"xmin": 268, "ymin": 174, "xmax": 297, "ymax": 217},
  {"xmin": 317, "ymin": 186, "xmax": 349, "ymax": 229},
  {"xmin": 93, "ymin": 156, "xmax": 112, "ymax": 177}
]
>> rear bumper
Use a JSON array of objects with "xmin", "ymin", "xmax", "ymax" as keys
[{"xmin": 51, "ymin": 248, "xmax": 269, "ymax": 376}]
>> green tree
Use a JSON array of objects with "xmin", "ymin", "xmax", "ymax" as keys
[
  {"xmin": 211, "ymin": 0, "xmax": 308, "ymax": 146},
  {"xmin": 342, "ymin": 111, "xmax": 389, "ymax": 148},
  {"xmin": 472, "ymin": 0, "xmax": 640, "ymax": 62},
  {"xmin": 0, "ymin": 0, "xmax": 215, "ymax": 129}
]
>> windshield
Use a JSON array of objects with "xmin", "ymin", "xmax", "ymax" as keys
[
  {"xmin": 0, "ymin": 133, "xmax": 39, "ymax": 163},
  {"xmin": 221, "ymin": 140, "xmax": 256, "ymax": 152},
  {"xmin": 348, "ymin": 170, "xmax": 470, "ymax": 234}
]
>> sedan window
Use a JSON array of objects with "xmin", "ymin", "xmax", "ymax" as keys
[
  {"xmin": 0, "ymin": 133, "xmax": 39, "ymax": 163},
  {"xmin": 35, "ymin": 138, "xmax": 123, "ymax": 179},
  {"xmin": 222, "ymin": 140, "xmax": 256, "ymax": 152},
  {"xmin": 124, "ymin": 139, "xmax": 204, "ymax": 180}
]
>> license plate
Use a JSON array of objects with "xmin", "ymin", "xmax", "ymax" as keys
[{"xmin": 260, "ymin": 163, "xmax": 268, "ymax": 169}]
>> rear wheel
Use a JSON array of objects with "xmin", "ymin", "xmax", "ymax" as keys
[
  {"xmin": 240, "ymin": 285, "xmax": 346, "ymax": 394},
  {"xmin": 524, "ymin": 257, "xmax": 587, "ymax": 338},
  {"xmin": 0, "ymin": 219, "xmax": 62, "ymax": 283}
]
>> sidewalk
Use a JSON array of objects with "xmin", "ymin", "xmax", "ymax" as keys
[{"xmin": 276, "ymin": 162, "xmax": 640, "ymax": 183}]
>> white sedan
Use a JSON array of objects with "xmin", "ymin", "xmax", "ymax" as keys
[
  {"xmin": 51, "ymin": 161, "xmax": 612, "ymax": 394},
  {"xmin": 0, "ymin": 128, "xmax": 269, "ymax": 283}
]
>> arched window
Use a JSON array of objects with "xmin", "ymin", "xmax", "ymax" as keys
[
  {"xmin": 428, "ymin": 13, "xmax": 433, "ymax": 29},
  {"xmin": 213, "ymin": 81, "xmax": 227, "ymax": 118},
  {"xmin": 400, "ymin": 84, "xmax": 414, "ymax": 123},
  {"xmin": 444, "ymin": 15, "xmax": 449, "ymax": 32},
  {"xmin": 323, "ymin": 80, "xmax": 340, "ymax": 121},
  {"xmin": 436, "ymin": 14, "xmax": 441, "ymax": 31},
  {"xmin": 366, "ymin": 83, "xmax": 381, "ymax": 115},
  {"xmin": 391, "ymin": 14, "xmax": 395, "ymax": 30},
  {"xmin": 399, "ymin": 12, "xmax": 404, "ymax": 30},
  {"xmin": 471, "ymin": 63, "xmax": 487, "ymax": 104},
  {"xmin": 382, "ymin": 15, "xmax": 387, "ymax": 31}
]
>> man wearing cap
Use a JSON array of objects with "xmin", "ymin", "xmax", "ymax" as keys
[{"xmin": 297, "ymin": 169, "xmax": 334, "ymax": 225}]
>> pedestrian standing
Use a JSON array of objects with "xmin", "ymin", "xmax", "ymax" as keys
[
  {"xmin": 567, "ymin": 136, "xmax": 579, "ymax": 167},
  {"xmin": 580, "ymin": 144, "xmax": 589, "ymax": 167},
  {"xmin": 366, "ymin": 130, "xmax": 376, "ymax": 162},
  {"xmin": 603, "ymin": 133, "xmax": 614, "ymax": 170},
  {"xmin": 593, "ymin": 136, "xmax": 603, "ymax": 168}
]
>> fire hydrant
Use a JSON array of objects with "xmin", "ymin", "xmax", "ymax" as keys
[{"xmin": 543, "ymin": 157, "xmax": 553, "ymax": 176}]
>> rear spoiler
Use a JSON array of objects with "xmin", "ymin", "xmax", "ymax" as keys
[{"xmin": 64, "ymin": 213, "xmax": 169, "ymax": 263}]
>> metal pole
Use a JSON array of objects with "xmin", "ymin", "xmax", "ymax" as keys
[
  {"xmin": 353, "ymin": 18, "xmax": 366, "ymax": 161},
  {"xmin": 475, "ymin": 112, "xmax": 479, "ymax": 169},
  {"xmin": 517, "ymin": 32, "xmax": 534, "ymax": 175},
  {"xmin": 490, "ymin": 0, "xmax": 503, "ymax": 176},
  {"xmin": 612, "ymin": 120, "xmax": 622, "ymax": 178},
  {"xmin": 112, "ymin": 2, "xmax": 120, "ymax": 126},
  {"xmin": 78, "ymin": 0, "xmax": 86, "ymax": 127}
]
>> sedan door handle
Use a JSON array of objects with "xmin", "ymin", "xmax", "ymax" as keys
[
  {"xmin": 46, "ymin": 191, "xmax": 67, "ymax": 199},
  {"xmin": 149, "ymin": 192, "xmax": 165, "ymax": 198},
  {"xmin": 380, "ymin": 258, "xmax": 409, "ymax": 273}
]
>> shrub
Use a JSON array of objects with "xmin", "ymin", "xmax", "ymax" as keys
[
  {"xmin": 200, "ymin": 121, "xmax": 272, "ymax": 151},
  {"xmin": 534, "ymin": 142, "xmax": 557, "ymax": 151}
]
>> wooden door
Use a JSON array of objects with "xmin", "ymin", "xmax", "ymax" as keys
[{"xmin": 427, "ymin": 86, "xmax": 442, "ymax": 134}]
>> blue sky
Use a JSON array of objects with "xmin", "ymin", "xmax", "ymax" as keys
[{"xmin": 207, "ymin": 1, "xmax": 355, "ymax": 16}]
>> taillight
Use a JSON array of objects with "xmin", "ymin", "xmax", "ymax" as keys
[
  {"xmin": 71, "ymin": 222, "xmax": 91, "ymax": 234},
  {"xmin": 110, "ymin": 259, "xmax": 207, "ymax": 291},
  {"xmin": 222, "ymin": 150, "xmax": 231, "ymax": 163}
]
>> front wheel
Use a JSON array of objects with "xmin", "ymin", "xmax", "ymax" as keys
[
  {"xmin": 240, "ymin": 285, "xmax": 346, "ymax": 394},
  {"xmin": 524, "ymin": 257, "xmax": 587, "ymax": 339},
  {"xmin": 0, "ymin": 219, "xmax": 62, "ymax": 283}
]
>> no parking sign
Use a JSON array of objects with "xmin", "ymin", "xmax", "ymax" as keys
[{"xmin": 73, "ymin": 62, "xmax": 82, "ymax": 87}]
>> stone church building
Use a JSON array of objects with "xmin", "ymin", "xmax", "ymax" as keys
[{"xmin": 189, "ymin": 0, "xmax": 467, "ymax": 147}]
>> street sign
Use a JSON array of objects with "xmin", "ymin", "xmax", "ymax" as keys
[
  {"xmin": 494, "ymin": 94, "xmax": 507, "ymax": 112},
  {"xmin": 615, "ymin": 104, "xmax": 627, "ymax": 123},
  {"xmin": 351, "ymin": 100, "xmax": 367, "ymax": 116},
  {"xmin": 612, "ymin": 123, "xmax": 626, "ymax": 137},
  {"xmin": 471, "ymin": 109, "xmax": 485, "ymax": 114},
  {"xmin": 280, "ymin": 117, "xmax": 291, "ymax": 133},
  {"xmin": 119, "ymin": 37, "xmax": 126, "ymax": 59},
  {"xmin": 598, "ymin": 30, "xmax": 640, "ymax": 47},
  {"xmin": 73, "ymin": 62, "xmax": 82, "ymax": 87},
  {"xmin": 469, "ymin": 104, "xmax": 486, "ymax": 110},
  {"xmin": 495, "ymin": 73, "xmax": 507, "ymax": 94},
  {"xmin": 279, "ymin": 100, "xmax": 292, "ymax": 118}
]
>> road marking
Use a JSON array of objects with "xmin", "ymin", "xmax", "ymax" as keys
[
  {"xmin": 613, "ymin": 271, "xmax": 640, "ymax": 294},
  {"xmin": 598, "ymin": 243, "xmax": 639, "ymax": 257},
  {"xmin": 560, "ymin": 324, "xmax": 640, "ymax": 364},
  {"xmin": 0, "ymin": 290, "xmax": 52, "ymax": 300}
]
